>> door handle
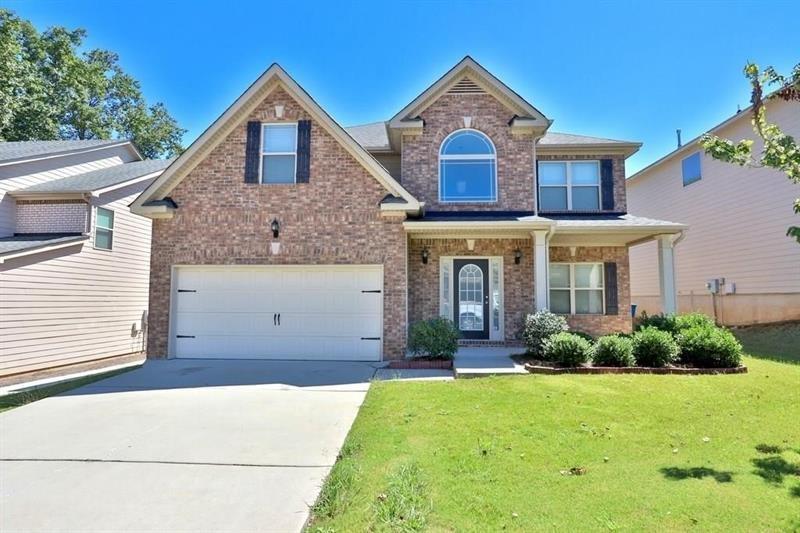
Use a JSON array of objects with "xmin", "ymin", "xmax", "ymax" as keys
[
  {"xmin": 273, "ymin": 313, "xmax": 277, "ymax": 326},
  {"xmin": 277, "ymin": 313, "xmax": 281, "ymax": 326}
]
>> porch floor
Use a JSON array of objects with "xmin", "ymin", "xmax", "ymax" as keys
[{"xmin": 453, "ymin": 346, "xmax": 528, "ymax": 378}]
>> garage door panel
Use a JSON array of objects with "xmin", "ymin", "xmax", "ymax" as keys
[{"xmin": 172, "ymin": 266, "xmax": 383, "ymax": 361}]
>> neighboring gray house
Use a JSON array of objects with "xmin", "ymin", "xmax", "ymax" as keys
[{"xmin": 0, "ymin": 140, "xmax": 170, "ymax": 384}]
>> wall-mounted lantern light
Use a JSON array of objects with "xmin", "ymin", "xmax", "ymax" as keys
[
  {"xmin": 271, "ymin": 218, "xmax": 280, "ymax": 239},
  {"xmin": 421, "ymin": 247, "xmax": 429, "ymax": 264},
  {"xmin": 514, "ymin": 248, "xmax": 522, "ymax": 265}
]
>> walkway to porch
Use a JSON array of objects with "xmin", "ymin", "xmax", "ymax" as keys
[{"xmin": 453, "ymin": 346, "xmax": 528, "ymax": 378}]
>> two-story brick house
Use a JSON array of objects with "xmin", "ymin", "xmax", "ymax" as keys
[{"xmin": 132, "ymin": 57, "xmax": 685, "ymax": 361}]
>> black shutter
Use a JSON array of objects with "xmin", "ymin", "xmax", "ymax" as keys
[
  {"xmin": 535, "ymin": 159, "xmax": 541, "ymax": 211},
  {"xmin": 244, "ymin": 121, "xmax": 261, "ymax": 183},
  {"xmin": 601, "ymin": 159, "xmax": 614, "ymax": 210},
  {"xmin": 604, "ymin": 262, "xmax": 619, "ymax": 315},
  {"xmin": 296, "ymin": 120, "xmax": 311, "ymax": 183}
]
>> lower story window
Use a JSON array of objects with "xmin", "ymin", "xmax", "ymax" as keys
[{"xmin": 549, "ymin": 263, "xmax": 604, "ymax": 314}]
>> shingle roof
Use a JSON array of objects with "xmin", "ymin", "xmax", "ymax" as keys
[
  {"xmin": 16, "ymin": 159, "xmax": 172, "ymax": 194},
  {"xmin": 344, "ymin": 123, "xmax": 639, "ymax": 152},
  {"xmin": 538, "ymin": 131, "xmax": 638, "ymax": 146},
  {"xmin": 0, "ymin": 140, "xmax": 127, "ymax": 164},
  {"xmin": 345, "ymin": 122, "xmax": 390, "ymax": 150},
  {"xmin": 543, "ymin": 213, "xmax": 686, "ymax": 229},
  {"xmin": 0, "ymin": 233, "xmax": 87, "ymax": 258}
]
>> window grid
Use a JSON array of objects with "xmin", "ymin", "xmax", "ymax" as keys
[
  {"xmin": 549, "ymin": 262, "xmax": 605, "ymax": 315},
  {"xmin": 260, "ymin": 123, "xmax": 298, "ymax": 184},
  {"xmin": 439, "ymin": 129, "xmax": 497, "ymax": 203},
  {"xmin": 538, "ymin": 160, "xmax": 601, "ymax": 211}
]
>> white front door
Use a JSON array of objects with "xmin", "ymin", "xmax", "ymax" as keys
[{"xmin": 171, "ymin": 266, "xmax": 383, "ymax": 361}]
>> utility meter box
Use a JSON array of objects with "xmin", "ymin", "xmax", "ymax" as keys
[{"xmin": 706, "ymin": 279, "xmax": 721, "ymax": 294}]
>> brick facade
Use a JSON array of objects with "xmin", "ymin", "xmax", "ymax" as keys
[
  {"xmin": 550, "ymin": 246, "xmax": 633, "ymax": 336},
  {"xmin": 15, "ymin": 200, "xmax": 88, "ymax": 234},
  {"xmin": 147, "ymin": 87, "xmax": 407, "ymax": 359},
  {"xmin": 401, "ymin": 93, "xmax": 536, "ymax": 211},
  {"xmin": 408, "ymin": 239, "xmax": 631, "ymax": 342},
  {"xmin": 537, "ymin": 154, "xmax": 627, "ymax": 213},
  {"xmin": 408, "ymin": 238, "xmax": 534, "ymax": 340}
]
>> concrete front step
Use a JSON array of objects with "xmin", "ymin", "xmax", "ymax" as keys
[{"xmin": 453, "ymin": 346, "xmax": 528, "ymax": 379}]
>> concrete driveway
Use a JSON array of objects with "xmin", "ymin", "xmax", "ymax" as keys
[{"xmin": 0, "ymin": 359, "xmax": 377, "ymax": 532}]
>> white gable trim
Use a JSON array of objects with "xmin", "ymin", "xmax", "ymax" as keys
[
  {"xmin": 388, "ymin": 56, "xmax": 551, "ymax": 129},
  {"xmin": 131, "ymin": 64, "xmax": 420, "ymax": 217}
]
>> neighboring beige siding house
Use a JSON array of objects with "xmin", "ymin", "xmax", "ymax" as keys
[
  {"xmin": 0, "ymin": 140, "xmax": 170, "ymax": 384},
  {"xmin": 132, "ymin": 57, "xmax": 685, "ymax": 362},
  {"xmin": 628, "ymin": 97, "xmax": 800, "ymax": 325}
]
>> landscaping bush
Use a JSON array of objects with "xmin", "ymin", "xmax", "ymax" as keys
[
  {"xmin": 571, "ymin": 331, "xmax": 595, "ymax": 343},
  {"xmin": 592, "ymin": 335, "xmax": 635, "ymax": 367},
  {"xmin": 632, "ymin": 327, "xmax": 680, "ymax": 367},
  {"xmin": 408, "ymin": 317, "xmax": 460, "ymax": 359},
  {"xmin": 676, "ymin": 325, "xmax": 743, "ymax": 368},
  {"xmin": 542, "ymin": 332, "xmax": 593, "ymax": 366},
  {"xmin": 634, "ymin": 311, "xmax": 678, "ymax": 334},
  {"xmin": 523, "ymin": 310, "xmax": 569, "ymax": 356},
  {"xmin": 674, "ymin": 312, "xmax": 716, "ymax": 332}
]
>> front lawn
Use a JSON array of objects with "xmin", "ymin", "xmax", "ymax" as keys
[{"xmin": 308, "ymin": 355, "xmax": 800, "ymax": 531}]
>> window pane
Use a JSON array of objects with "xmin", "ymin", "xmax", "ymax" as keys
[
  {"xmin": 96, "ymin": 208, "xmax": 114, "ymax": 229},
  {"xmin": 263, "ymin": 124, "xmax": 296, "ymax": 153},
  {"xmin": 539, "ymin": 187, "xmax": 567, "ymax": 210},
  {"xmin": 491, "ymin": 259, "xmax": 501, "ymax": 331},
  {"xmin": 263, "ymin": 155, "xmax": 296, "ymax": 183},
  {"xmin": 574, "ymin": 264, "xmax": 603, "ymax": 288},
  {"xmin": 440, "ymin": 160, "xmax": 496, "ymax": 201},
  {"xmin": 575, "ymin": 290, "xmax": 603, "ymax": 314},
  {"xmin": 441, "ymin": 131, "xmax": 494, "ymax": 155},
  {"xmin": 539, "ymin": 162, "xmax": 567, "ymax": 185},
  {"xmin": 572, "ymin": 162, "xmax": 600, "ymax": 185},
  {"xmin": 549, "ymin": 264, "xmax": 570, "ymax": 288},
  {"xmin": 572, "ymin": 186, "xmax": 600, "ymax": 210},
  {"xmin": 550, "ymin": 290, "xmax": 571, "ymax": 314},
  {"xmin": 682, "ymin": 152, "xmax": 702, "ymax": 186},
  {"xmin": 95, "ymin": 228, "xmax": 113, "ymax": 250}
]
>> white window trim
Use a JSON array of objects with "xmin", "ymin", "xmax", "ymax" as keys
[
  {"xmin": 439, "ymin": 256, "xmax": 504, "ymax": 341},
  {"xmin": 94, "ymin": 206, "xmax": 114, "ymax": 251},
  {"xmin": 438, "ymin": 128, "xmax": 498, "ymax": 203},
  {"xmin": 681, "ymin": 151, "xmax": 702, "ymax": 187},
  {"xmin": 548, "ymin": 262, "xmax": 605, "ymax": 315},
  {"xmin": 538, "ymin": 160, "xmax": 601, "ymax": 211},
  {"xmin": 259, "ymin": 122, "xmax": 298, "ymax": 184}
]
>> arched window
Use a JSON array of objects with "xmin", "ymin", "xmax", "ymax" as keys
[{"xmin": 439, "ymin": 129, "xmax": 497, "ymax": 202}]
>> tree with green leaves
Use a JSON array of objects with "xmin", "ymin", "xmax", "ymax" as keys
[
  {"xmin": 700, "ymin": 62, "xmax": 800, "ymax": 243},
  {"xmin": 0, "ymin": 10, "xmax": 185, "ymax": 158}
]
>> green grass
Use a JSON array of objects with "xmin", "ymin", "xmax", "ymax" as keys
[
  {"xmin": 0, "ymin": 365, "xmax": 139, "ymax": 413},
  {"xmin": 308, "ymin": 347, "xmax": 800, "ymax": 530},
  {"xmin": 733, "ymin": 322, "xmax": 800, "ymax": 364}
]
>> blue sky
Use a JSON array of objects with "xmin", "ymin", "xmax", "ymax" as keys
[{"xmin": 6, "ymin": 0, "xmax": 799, "ymax": 174}]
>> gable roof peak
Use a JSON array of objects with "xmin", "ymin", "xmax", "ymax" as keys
[{"xmin": 389, "ymin": 56, "xmax": 552, "ymax": 129}]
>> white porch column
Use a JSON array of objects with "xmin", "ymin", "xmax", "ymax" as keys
[
  {"xmin": 657, "ymin": 234, "xmax": 678, "ymax": 314},
  {"xmin": 533, "ymin": 230, "xmax": 550, "ymax": 311}
]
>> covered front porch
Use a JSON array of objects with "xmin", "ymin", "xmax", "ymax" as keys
[{"xmin": 404, "ymin": 212, "xmax": 686, "ymax": 342}]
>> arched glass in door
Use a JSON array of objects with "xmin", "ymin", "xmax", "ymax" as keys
[{"xmin": 458, "ymin": 264, "xmax": 484, "ymax": 331}]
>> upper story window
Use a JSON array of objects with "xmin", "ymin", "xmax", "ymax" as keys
[
  {"xmin": 439, "ymin": 129, "xmax": 497, "ymax": 202},
  {"xmin": 539, "ymin": 161, "xmax": 601, "ymax": 211},
  {"xmin": 94, "ymin": 207, "xmax": 114, "ymax": 250},
  {"xmin": 261, "ymin": 123, "xmax": 297, "ymax": 184},
  {"xmin": 682, "ymin": 152, "xmax": 702, "ymax": 186}
]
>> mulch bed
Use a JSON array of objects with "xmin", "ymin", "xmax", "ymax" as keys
[
  {"xmin": 388, "ymin": 359, "xmax": 453, "ymax": 369},
  {"xmin": 523, "ymin": 363, "xmax": 747, "ymax": 375}
]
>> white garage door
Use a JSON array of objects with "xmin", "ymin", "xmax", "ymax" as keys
[{"xmin": 171, "ymin": 266, "xmax": 383, "ymax": 361}]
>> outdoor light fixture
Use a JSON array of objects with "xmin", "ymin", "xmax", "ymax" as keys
[
  {"xmin": 271, "ymin": 218, "xmax": 280, "ymax": 239},
  {"xmin": 421, "ymin": 247, "xmax": 429, "ymax": 264},
  {"xmin": 514, "ymin": 248, "xmax": 522, "ymax": 265}
]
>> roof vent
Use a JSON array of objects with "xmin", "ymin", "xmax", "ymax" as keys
[{"xmin": 447, "ymin": 77, "xmax": 485, "ymax": 95}]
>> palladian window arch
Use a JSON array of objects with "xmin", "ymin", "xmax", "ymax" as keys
[{"xmin": 438, "ymin": 129, "xmax": 497, "ymax": 202}]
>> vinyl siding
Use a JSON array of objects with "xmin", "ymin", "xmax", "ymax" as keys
[
  {"xmin": 628, "ymin": 98, "xmax": 800, "ymax": 300},
  {"xmin": 0, "ymin": 186, "xmax": 152, "ymax": 377},
  {"xmin": 0, "ymin": 145, "xmax": 138, "ymax": 236}
]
